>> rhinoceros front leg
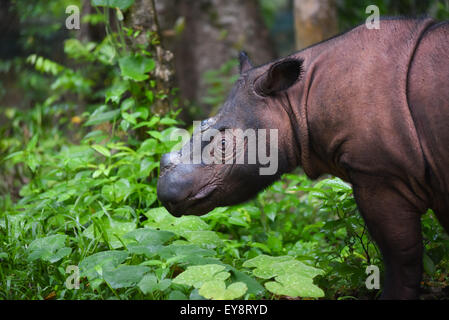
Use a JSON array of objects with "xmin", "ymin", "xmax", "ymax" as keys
[{"xmin": 351, "ymin": 176, "xmax": 425, "ymax": 299}]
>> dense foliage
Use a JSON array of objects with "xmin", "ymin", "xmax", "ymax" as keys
[{"xmin": 1, "ymin": 0, "xmax": 449, "ymax": 300}]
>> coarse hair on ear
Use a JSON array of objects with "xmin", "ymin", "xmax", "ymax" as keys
[
  {"xmin": 254, "ymin": 58, "xmax": 304, "ymax": 96},
  {"xmin": 239, "ymin": 51, "xmax": 253, "ymax": 74}
]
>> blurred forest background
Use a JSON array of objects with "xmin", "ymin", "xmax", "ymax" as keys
[
  {"xmin": 0, "ymin": 0, "xmax": 449, "ymax": 300},
  {"xmin": 2, "ymin": 0, "xmax": 449, "ymax": 123}
]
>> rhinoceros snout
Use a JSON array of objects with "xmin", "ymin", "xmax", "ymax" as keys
[{"xmin": 157, "ymin": 152, "xmax": 204, "ymax": 215}]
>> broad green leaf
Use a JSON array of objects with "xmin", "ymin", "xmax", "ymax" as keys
[
  {"xmin": 243, "ymin": 255, "xmax": 323, "ymax": 279},
  {"xmin": 243, "ymin": 255, "xmax": 324, "ymax": 298},
  {"xmin": 103, "ymin": 265, "xmax": 150, "ymax": 289},
  {"xmin": 264, "ymin": 273, "xmax": 325, "ymax": 298},
  {"xmin": 138, "ymin": 138, "xmax": 158, "ymax": 155},
  {"xmin": 126, "ymin": 243, "xmax": 163, "ymax": 258},
  {"xmin": 143, "ymin": 208, "xmax": 211, "ymax": 234},
  {"xmin": 229, "ymin": 268, "xmax": 266, "ymax": 297},
  {"xmin": 27, "ymin": 235, "xmax": 69, "ymax": 262},
  {"xmin": 173, "ymin": 264, "xmax": 230, "ymax": 289},
  {"xmin": 138, "ymin": 273, "xmax": 158, "ymax": 294},
  {"xmin": 124, "ymin": 228, "xmax": 175, "ymax": 245},
  {"xmin": 168, "ymin": 290, "xmax": 188, "ymax": 300},
  {"xmin": 47, "ymin": 247, "xmax": 72, "ymax": 263},
  {"xmin": 139, "ymin": 158, "xmax": 158, "ymax": 177},
  {"xmin": 101, "ymin": 178, "xmax": 134, "ymax": 203},
  {"xmin": 143, "ymin": 207, "xmax": 174, "ymax": 223},
  {"xmin": 118, "ymin": 55, "xmax": 155, "ymax": 81},
  {"xmin": 105, "ymin": 81, "xmax": 128, "ymax": 103},
  {"xmin": 157, "ymin": 245, "xmax": 216, "ymax": 263},
  {"xmin": 199, "ymin": 280, "xmax": 247, "ymax": 300},
  {"xmin": 79, "ymin": 250, "xmax": 128, "ymax": 280},
  {"xmin": 138, "ymin": 274, "xmax": 171, "ymax": 294},
  {"xmin": 181, "ymin": 231, "xmax": 223, "ymax": 249}
]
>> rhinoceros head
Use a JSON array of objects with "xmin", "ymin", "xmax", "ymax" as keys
[{"xmin": 157, "ymin": 52, "xmax": 304, "ymax": 216}]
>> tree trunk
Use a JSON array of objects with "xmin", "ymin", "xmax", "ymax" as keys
[
  {"xmin": 125, "ymin": 0, "xmax": 275, "ymax": 119},
  {"xmin": 173, "ymin": 0, "xmax": 276, "ymax": 118},
  {"xmin": 138, "ymin": 0, "xmax": 275, "ymax": 119},
  {"xmin": 126, "ymin": 0, "xmax": 175, "ymax": 115},
  {"xmin": 293, "ymin": 0, "xmax": 338, "ymax": 50}
]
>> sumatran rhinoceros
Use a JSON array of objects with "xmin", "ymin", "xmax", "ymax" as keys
[{"xmin": 157, "ymin": 18, "xmax": 449, "ymax": 299}]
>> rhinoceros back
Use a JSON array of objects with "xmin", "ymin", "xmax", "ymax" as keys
[{"xmin": 408, "ymin": 21, "xmax": 449, "ymax": 215}]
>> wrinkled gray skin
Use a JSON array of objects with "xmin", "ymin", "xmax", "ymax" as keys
[{"xmin": 157, "ymin": 18, "xmax": 449, "ymax": 299}]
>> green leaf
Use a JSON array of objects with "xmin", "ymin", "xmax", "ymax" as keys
[
  {"xmin": 91, "ymin": 0, "xmax": 135, "ymax": 10},
  {"xmin": 121, "ymin": 112, "xmax": 137, "ymax": 125},
  {"xmin": 114, "ymin": 178, "xmax": 133, "ymax": 201},
  {"xmin": 264, "ymin": 273, "xmax": 325, "ymax": 298},
  {"xmin": 157, "ymin": 245, "xmax": 217, "ymax": 264},
  {"xmin": 103, "ymin": 265, "xmax": 150, "ymax": 289},
  {"xmin": 85, "ymin": 108, "xmax": 120, "ymax": 126},
  {"xmin": 181, "ymin": 231, "xmax": 223, "ymax": 249},
  {"xmin": 139, "ymin": 158, "xmax": 158, "ymax": 177},
  {"xmin": 79, "ymin": 251, "xmax": 129, "ymax": 280},
  {"xmin": 118, "ymin": 55, "xmax": 155, "ymax": 81},
  {"xmin": 48, "ymin": 247, "xmax": 72, "ymax": 263},
  {"xmin": 135, "ymin": 107, "xmax": 149, "ymax": 120},
  {"xmin": 168, "ymin": 290, "xmax": 188, "ymax": 300},
  {"xmin": 199, "ymin": 280, "xmax": 247, "ymax": 300},
  {"xmin": 243, "ymin": 255, "xmax": 323, "ymax": 280},
  {"xmin": 27, "ymin": 235, "xmax": 68, "ymax": 262},
  {"xmin": 138, "ymin": 274, "xmax": 171, "ymax": 294},
  {"xmin": 173, "ymin": 264, "xmax": 230, "ymax": 289},
  {"xmin": 243, "ymin": 255, "xmax": 325, "ymax": 298},
  {"xmin": 147, "ymin": 130, "xmax": 162, "ymax": 140},
  {"xmin": 315, "ymin": 178, "xmax": 352, "ymax": 192},
  {"xmin": 26, "ymin": 134, "xmax": 39, "ymax": 151},
  {"xmin": 138, "ymin": 273, "xmax": 158, "ymax": 294},
  {"xmin": 101, "ymin": 178, "xmax": 134, "ymax": 203},
  {"xmin": 83, "ymin": 218, "xmax": 137, "ymax": 249},
  {"xmin": 229, "ymin": 268, "xmax": 265, "ymax": 297},
  {"xmin": 159, "ymin": 117, "xmax": 178, "ymax": 125},
  {"xmin": 124, "ymin": 228, "xmax": 175, "ymax": 245},
  {"xmin": 143, "ymin": 207, "xmax": 211, "ymax": 235},
  {"xmin": 423, "ymin": 252, "xmax": 436, "ymax": 275},
  {"xmin": 92, "ymin": 144, "xmax": 111, "ymax": 158},
  {"xmin": 105, "ymin": 81, "xmax": 128, "ymax": 103},
  {"xmin": 138, "ymin": 139, "xmax": 158, "ymax": 155}
]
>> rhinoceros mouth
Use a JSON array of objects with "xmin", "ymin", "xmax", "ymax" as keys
[{"xmin": 164, "ymin": 184, "xmax": 217, "ymax": 216}]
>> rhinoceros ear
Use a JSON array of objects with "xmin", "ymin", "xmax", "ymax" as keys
[
  {"xmin": 239, "ymin": 51, "xmax": 253, "ymax": 74},
  {"xmin": 255, "ymin": 58, "xmax": 304, "ymax": 96}
]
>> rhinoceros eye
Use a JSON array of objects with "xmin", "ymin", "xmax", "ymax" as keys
[
  {"xmin": 221, "ymin": 138, "xmax": 227, "ymax": 149},
  {"xmin": 210, "ymin": 132, "xmax": 234, "ymax": 164}
]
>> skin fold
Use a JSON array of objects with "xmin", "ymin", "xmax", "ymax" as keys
[{"xmin": 157, "ymin": 18, "xmax": 449, "ymax": 299}]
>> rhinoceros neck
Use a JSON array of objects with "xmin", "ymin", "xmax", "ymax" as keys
[{"xmin": 287, "ymin": 18, "xmax": 436, "ymax": 181}]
